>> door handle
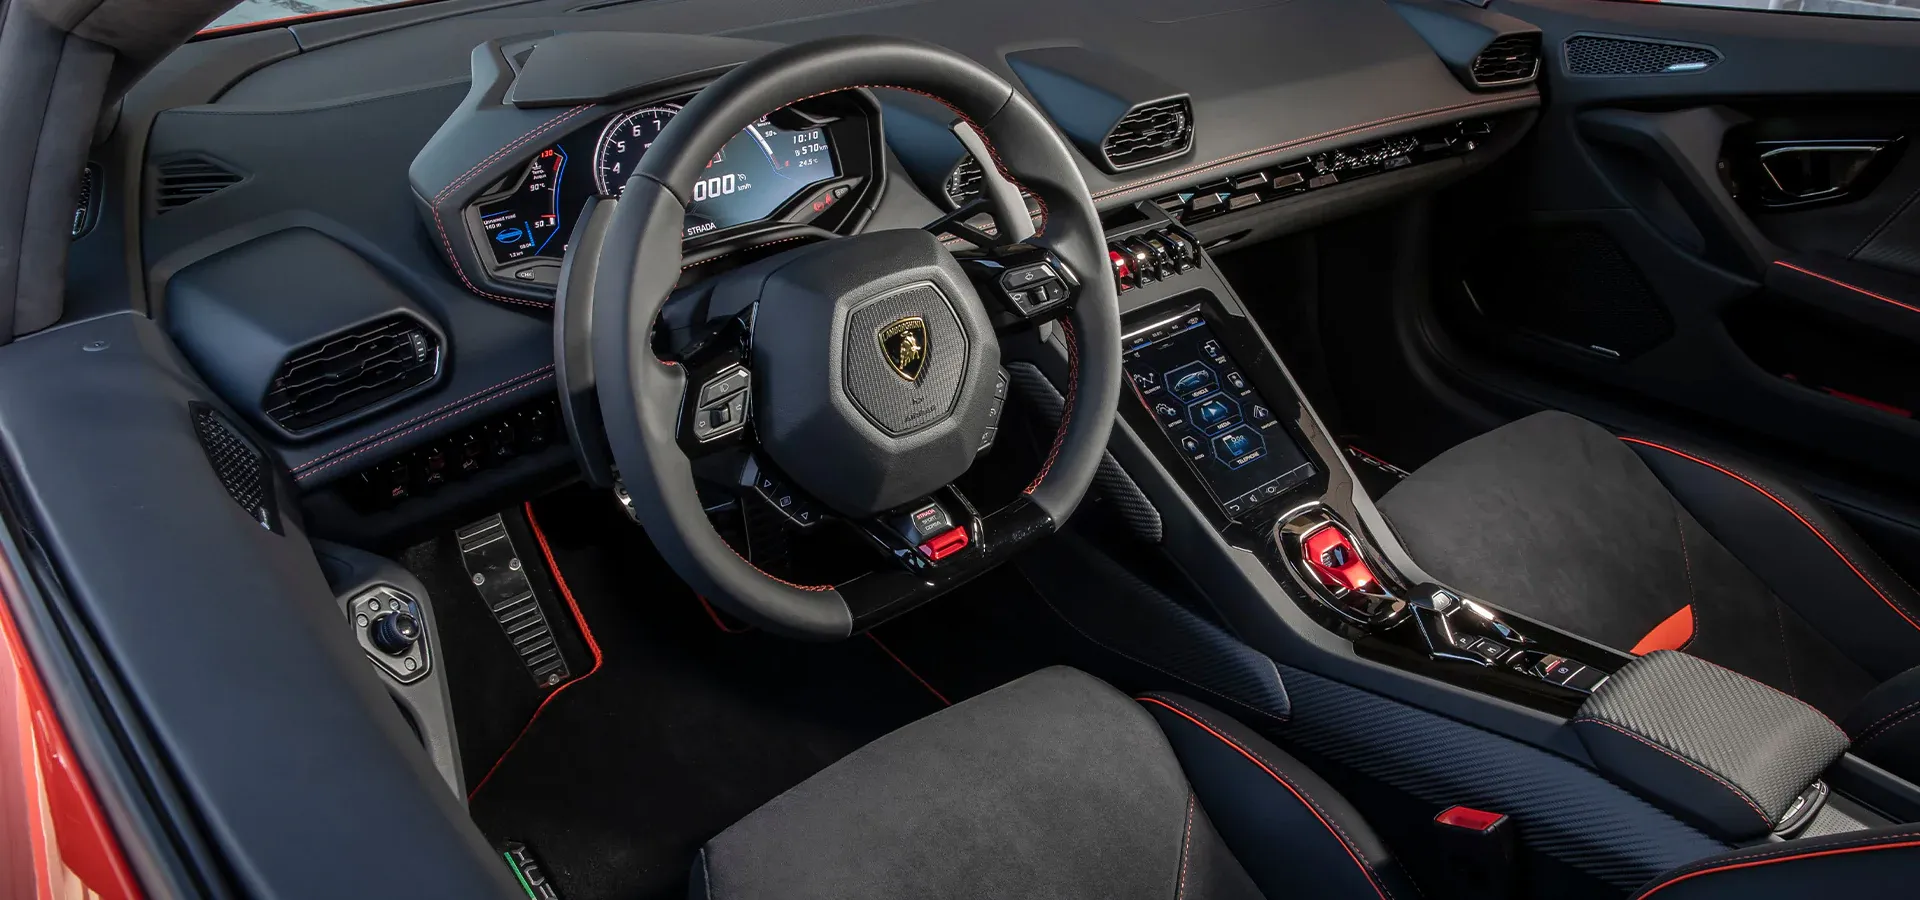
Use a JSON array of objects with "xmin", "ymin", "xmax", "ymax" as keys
[{"xmin": 1751, "ymin": 138, "xmax": 1905, "ymax": 208}]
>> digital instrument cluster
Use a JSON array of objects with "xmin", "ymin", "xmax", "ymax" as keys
[{"xmin": 470, "ymin": 102, "xmax": 842, "ymax": 269}]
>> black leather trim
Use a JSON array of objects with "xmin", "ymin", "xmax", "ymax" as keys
[
  {"xmin": 1630, "ymin": 824, "xmax": 1920, "ymax": 899},
  {"xmin": 1626, "ymin": 437, "xmax": 1920, "ymax": 681},
  {"xmin": 1842, "ymin": 665, "xmax": 1920, "ymax": 786},
  {"xmin": 1139, "ymin": 693, "xmax": 1422, "ymax": 900}
]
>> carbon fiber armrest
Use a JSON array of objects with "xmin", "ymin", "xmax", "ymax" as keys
[{"xmin": 1571, "ymin": 651, "xmax": 1849, "ymax": 842}]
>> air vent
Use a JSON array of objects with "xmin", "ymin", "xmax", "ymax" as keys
[
  {"xmin": 191, "ymin": 403, "xmax": 278, "ymax": 531},
  {"xmin": 1566, "ymin": 34, "xmax": 1721, "ymax": 77},
  {"xmin": 1102, "ymin": 97, "xmax": 1194, "ymax": 172},
  {"xmin": 263, "ymin": 315, "xmax": 442, "ymax": 433},
  {"xmin": 944, "ymin": 156, "xmax": 985, "ymax": 208},
  {"xmin": 153, "ymin": 156, "xmax": 243, "ymax": 214},
  {"xmin": 1470, "ymin": 34, "xmax": 1542, "ymax": 87},
  {"xmin": 72, "ymin": 163, "xmax": 100, "ymax": 238}
]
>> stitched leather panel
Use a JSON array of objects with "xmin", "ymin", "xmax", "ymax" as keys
[
  {"xmin": 1575, "ymin": 651, "xmax": 1848, "ymax": 840},
  {"xmin": 1628, "ymin": 824, "xmax": 1920, "ymax": 899}
]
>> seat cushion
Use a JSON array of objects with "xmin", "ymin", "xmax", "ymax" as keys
[
  {"xmin": 1378, "ymin": 411, "xmax": 1874, "ymax": 718},
  {"xmin": 694, "ymin": 667, "xmax": 1414, "ymax": 900},
  {"xmin": 693, "ymin": 666, "xmax": 1263, "ymax": 900}
]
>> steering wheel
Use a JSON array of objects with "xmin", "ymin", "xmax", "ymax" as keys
[{"xmin": 566, "ymin": 35, "xmax": 1120, "ymax": 640}]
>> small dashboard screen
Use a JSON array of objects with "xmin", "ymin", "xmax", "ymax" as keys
[
  {"xmin": 1124, "ymin": 309, "xmax": 1316, "ymax": 516},
  {"xmin": 472, "ymin": 104, "xmax": 839, "ymax": 268}
]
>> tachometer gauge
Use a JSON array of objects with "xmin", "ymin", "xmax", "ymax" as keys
[{"xmin": 593, "ymin": 105, "xmax": 678, "ymax": 196}]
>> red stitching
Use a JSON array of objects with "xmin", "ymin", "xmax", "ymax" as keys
[
  {"xmin": 1570, "ymin": 718, "xmax": 1773, "ymax": 829},
  {"xmin": 1855, "ymin": 697, "xmax": 1920, "ymax": 743},
  {"xmin": 1622, "ymin": 437, "xmax": 1920, "ymax": 636},
  {"xmin": 1091, "ymin": 95, "xmax": 1534, "ymax": 201},
  {"xmin": 1025, "ymin": 319, "xmax": 1078, "ymax": 495},
  {"xmin": 291, "ymin": 365, "xmax": 555, "ymax": 473},
  {"xmin": 1175, "ymin": 792, "xmax": 1196, "ymax": 900},
  {"xmin": 1139, "ymin": 695, "xmax": 1396, "ymax": 900},
  {"xmin": 1858, "ymin": 704, "xmax": 1920, "ymax": 749},
  {"xmin": 1632, "ymin": 833, "xmax": 1920, "ymax": 899},
  {"xmin": 428, "ymin": 105, "xmax": 595, "ymax": 310},
  {"xmin": 292, "ymin": 373, "xmax": 555, "ymax": 481},
  {"xmin": 723, "ymin": 540, "xmax": 834, "ymax": 592},
  {"xmin": 1774, "ymin": 261, "xmax": 1920, "ymax": 316}
]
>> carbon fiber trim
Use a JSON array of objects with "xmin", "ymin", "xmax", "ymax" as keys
[
  {"xmin": 1577, "ymin": 651, "xmax": 1849, "ymax": 832},
  {"xmin": 1275, "ymin": 664, "xmax": 1727, "ymax": 889},
  {"xmin": 1006, "ymin": 361, "xmax": 1162, "ymax": 543}
]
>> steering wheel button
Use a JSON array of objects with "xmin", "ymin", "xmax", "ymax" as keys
[{"xmin": 698, "ymin": 367, "xmax": 751, "ymax": 406}]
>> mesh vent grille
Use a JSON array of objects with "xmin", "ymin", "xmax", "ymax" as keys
[
  {"xmin": 153, "ymin": 157, "xmax": 243, "ymax": 214},
  {"xmin": 1102, "ymin": 97, "xmax": 1194, "ymax": 170},
  {"xmin": 944, "ymin": 156, "xmax": 985, "ymax": 208},
  {"xmin": 1471, "ymin": 34, "xmax": 1541, "ymax": 86},
  {"xmin": 192, "ymin": 404, "xmax": 277, "ymax": 531},
  {"xmin": 1565, "ymin": 35, "xmax": 1720, "ymax": 76},
  {"xmin": 263, "ymin": 315, "xmax": 441, "ymax": 433}
]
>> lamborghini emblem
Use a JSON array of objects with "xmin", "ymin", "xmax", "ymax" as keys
[{"xmin": 878, "ymin": 316, "xmax": 930, "ymax": 382}]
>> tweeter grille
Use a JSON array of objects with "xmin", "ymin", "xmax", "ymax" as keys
[
  {"xmin": 1565, "ymin": 34, "xmax": 1721, "ymax": 77},
  {"xmin": 191, "ymin": 403, "xmax": 279, "ymax": 531},
  {"xmin": 1466, "ymin": 227, "xmax": 1674, "ymax": 360}
]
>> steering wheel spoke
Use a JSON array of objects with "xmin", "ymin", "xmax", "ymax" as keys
[{"xmin": 955, "ymin": 244, "xmax": 1081, "ymax": 333}]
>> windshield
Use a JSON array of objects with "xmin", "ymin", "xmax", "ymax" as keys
[{"xmin": 203, "ymin": 0, "xmax": 433, "ymax": 33}]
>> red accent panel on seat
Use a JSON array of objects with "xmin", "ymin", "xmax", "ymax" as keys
[{"xmin": 1631, "ymin": 605, "xmax": 1695, "ymax": 656}]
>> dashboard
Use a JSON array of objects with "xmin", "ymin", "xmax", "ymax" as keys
[{"xmin": 119, "ymin": 0, "xmax": 1542, "ymax": 542}]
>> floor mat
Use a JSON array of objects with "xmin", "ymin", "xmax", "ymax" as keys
[{"xmin": 465, "ymin": 488, "xmax": 948, "ymax": 900}]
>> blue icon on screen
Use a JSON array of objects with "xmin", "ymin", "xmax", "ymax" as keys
[
  {"xmin": 1196, "ymin": 399, "xmax": 1231, "ymax": 425},
  {"xmin": 495, "ymin": 228, "xmax": 525, "ymax": 243}
]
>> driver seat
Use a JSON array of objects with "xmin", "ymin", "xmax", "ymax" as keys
[{"xmin": 692, "ymin": 667, "xmax": 1920, "ymax": 900}]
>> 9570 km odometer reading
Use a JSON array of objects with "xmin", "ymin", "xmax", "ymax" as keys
[{"xmin": 591, "ymin": 105, "xmax": 838, "ymax": 239}]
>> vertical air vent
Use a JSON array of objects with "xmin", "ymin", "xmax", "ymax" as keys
[
  {"xmin": 944, "ymin": 156, "xmax": 985, "ymax": 209},
  {"xmin": 263, "ymin": 315, "xmax": 442, "ymax": 433},
  {"xmin": 72, "ymin": 164, "xmax": 101, "ymax": 238},
  {"xmin": 1470, "ymin": 34, "xmax": 1542, "ymax": 87},
  {"xmin": 153, "ymin": 156, "xmax": 243, "ymax": 214},
  {"xmin": 1565, "ymin": 34, "xmax": 1721, "ymax": 77},
  {"xmin": 191, "ymin": 403, "xmax": 279, "ymax": 531},
  {"xmin": 1102, "ymin": 97, "xmax": 1195, "ymax": 172}
]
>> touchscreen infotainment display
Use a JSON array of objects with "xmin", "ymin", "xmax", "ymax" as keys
[{"xmin": 1124, "ymin": 309, "xmax": 1316, "ymax": 516}]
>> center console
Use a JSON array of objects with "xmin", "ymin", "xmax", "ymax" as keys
[
  {"xmin": 1083, "ymin": 198, "xmax": 1908, "ymax": 876},
  {"xmin": 1104, "ymin": 202, "xmax": 1625, "ymax": 719}
]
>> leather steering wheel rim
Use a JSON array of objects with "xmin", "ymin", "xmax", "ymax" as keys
[{"xmin": 583, "ymin": 34, "xmax": 1121, "ymax": 640}]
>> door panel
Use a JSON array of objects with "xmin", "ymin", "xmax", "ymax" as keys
[{"xmin": 1433, "ymin": 0, "xmax": 1920, "ymax": 490}]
